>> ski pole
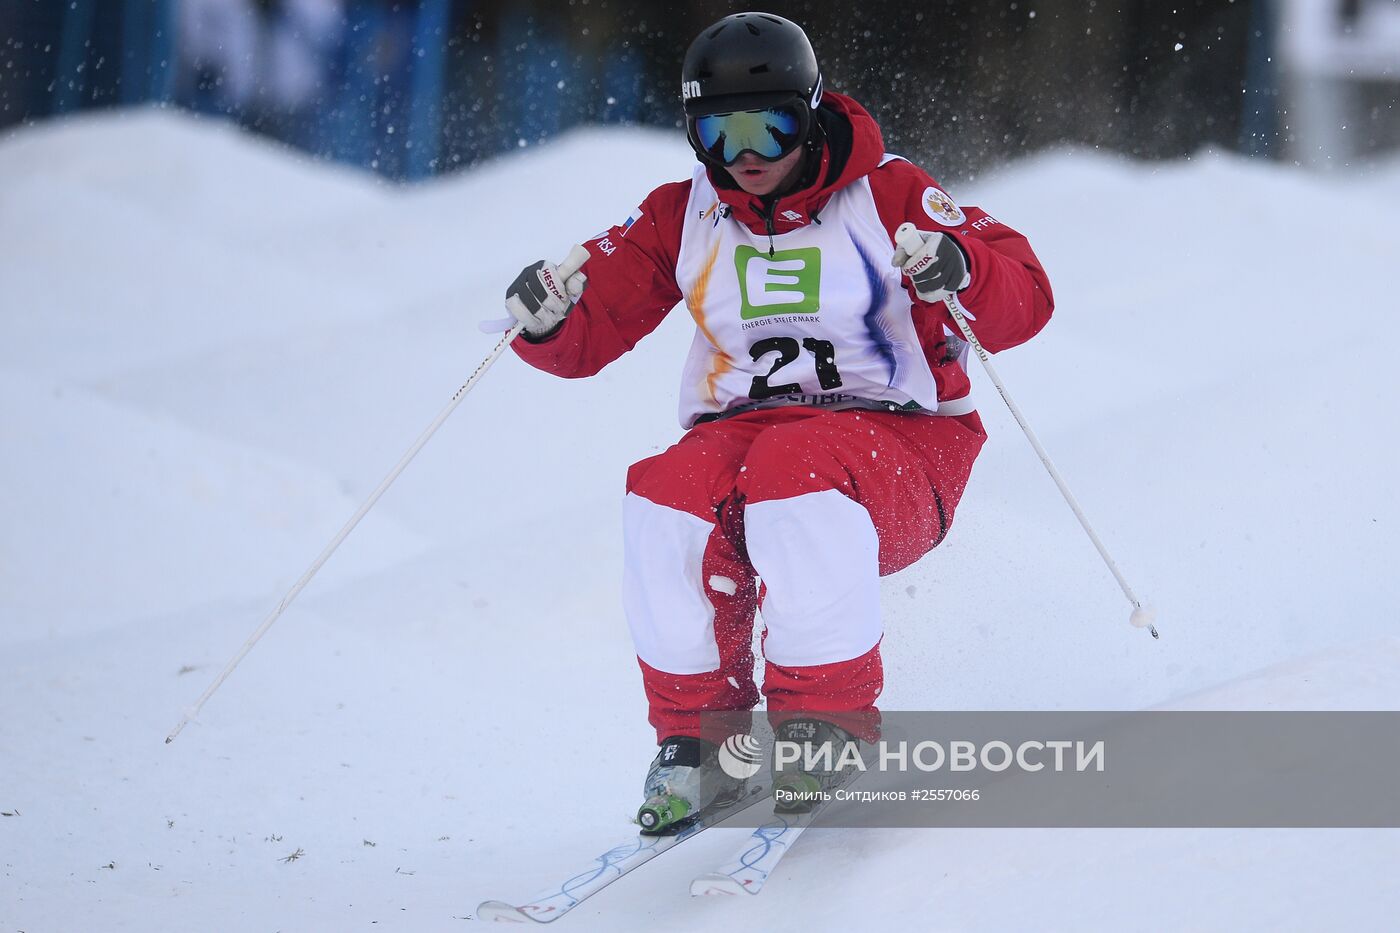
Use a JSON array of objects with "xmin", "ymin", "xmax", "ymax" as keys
[
  {"xmin": 165, "ymin": 245, "xmax": 590, "ymax": 745},
  {"xmin": 894, "ymin": 224, "xmax": 1157, "ymax": 639}
]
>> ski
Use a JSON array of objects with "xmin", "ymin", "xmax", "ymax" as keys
[
  {"xmin": 688, "ymin": 804, "xmax": 822, "ymax": 896},
  {"xmin": 692, "ymin": 749, "xmax": 871, "ymax": 898},
  {"xmin": 477, "ymin": 785, "xmax": 769, "ymax": 923}
]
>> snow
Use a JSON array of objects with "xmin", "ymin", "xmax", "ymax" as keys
[{"xmin": 3, "ymin": 108, "xmax": 1398, "ymax": 930}]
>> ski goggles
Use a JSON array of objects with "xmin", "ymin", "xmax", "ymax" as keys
[{"xmin": 691, "ymin": 104, "xmax": 805, "ymax": 165}]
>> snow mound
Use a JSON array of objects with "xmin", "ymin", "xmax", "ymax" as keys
[{"xmin": 2, "ymin": 109, "xmax": 1398, "ymax": 931}]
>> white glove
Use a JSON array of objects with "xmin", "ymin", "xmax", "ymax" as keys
[
  {"xmin": 892, "ymin": 222, "xmax": 970, "ymax": 303},
  {"xmin": 493, "ymin": 244, "xmax": 590, "ymax": 338}
]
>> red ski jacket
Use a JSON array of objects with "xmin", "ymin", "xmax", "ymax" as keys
[{"xmin": 512, "ymin": 92, "xmax": 1052, "ymax": 419}]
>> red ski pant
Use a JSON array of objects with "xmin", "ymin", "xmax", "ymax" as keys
[{"xmin": 623, "ymin": 406, "xmax": 985, "ymax": 742}]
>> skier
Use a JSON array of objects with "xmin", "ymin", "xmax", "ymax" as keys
[{"xmin": 499, "ymin": 12, "xmax": 1052, "ymax": 830}]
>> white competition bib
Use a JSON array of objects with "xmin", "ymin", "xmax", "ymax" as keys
[{"xmin": 673, "ymin": 167, "xmax": 939, "ymax": 427}]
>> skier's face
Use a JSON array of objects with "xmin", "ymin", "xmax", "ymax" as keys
[{"xmin": 730, "ymin": 147, "xmax": 805, "ymax": 197}]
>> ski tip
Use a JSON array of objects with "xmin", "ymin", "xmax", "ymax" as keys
[
  {"xmin": 477, "ymin": 900, "xmax": 546, "ymax": 924},
  {"xmin": 690, "ymin": 872, "xmax": 756, "ymax": 897}
]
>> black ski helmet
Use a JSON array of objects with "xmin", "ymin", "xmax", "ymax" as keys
[{"xmin": 681, "ymin": 12, "xmax": 823, "ymax": 164}]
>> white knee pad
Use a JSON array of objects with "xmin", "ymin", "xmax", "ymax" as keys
[
  {"xmin": 744, "ymin": 489, "xmax": 882, "ymax": 666},
  {"xmin": 622, "ymin": 493, "xmax": 721, "ymax": 674}
]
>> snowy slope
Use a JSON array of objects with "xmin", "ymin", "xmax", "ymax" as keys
[{"xmin": 2, "ymin": 108, "xmax": 1398, "ymax": 931}]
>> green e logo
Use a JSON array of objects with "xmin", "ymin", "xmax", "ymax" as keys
[{"xmin": 735, "ymin": 245, "xmax": 821, "ymax": 320}]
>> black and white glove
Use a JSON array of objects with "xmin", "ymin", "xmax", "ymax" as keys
[
  {"xmin": 499, "ymin": 244, "xmax": 590, "ymax": 339},
  {"xmin": 892, "ymin": 222, "xmax": 970, "ymax": 303}
]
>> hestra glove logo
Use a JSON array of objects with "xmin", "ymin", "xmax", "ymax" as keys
[{"xmin": 735, "ymin": 245, "xmax": 821, "ymax": 320}]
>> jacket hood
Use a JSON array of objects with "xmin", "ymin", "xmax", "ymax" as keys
[{"xmin": 705, "ymin": 91, "xmax": 886, "ymax": 237}]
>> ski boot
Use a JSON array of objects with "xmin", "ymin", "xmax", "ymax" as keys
[
  {"xmin": 770, "ymin": 717, "xmax": 865, "ymax": 814},
  {"xmin": 636, "ymin": 735, "xmax": 746, "ymax": 835}
]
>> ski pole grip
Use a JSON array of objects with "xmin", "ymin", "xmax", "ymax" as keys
[
  {"xmin": 559, "ymin": 243, "xmax": 590, "ymax": 280},
  {"xmin": 894, "ymin": 222, "xmax": 925, "ymax": 256}
]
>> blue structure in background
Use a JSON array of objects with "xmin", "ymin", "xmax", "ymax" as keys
[
  {"xmin": 498, "ymin": 7, "xmax": 571, "ymax": 148},
  {"xmin": 601, "ymin": 48, "xmax": 645, "ymax": 125},
  {"xmin": 27, "ymin": 0, "xmax": 648, "ymax": 183},
  {"xmin": 50, "ymin": 0, "xmax": 96, "ymax": 114},
  {"xmin": 120, "ymin": 0, "xmax": 177, "ymax": 105},
  {"xmin": 405, "ymin": 0, "xmax": 450, "ymax": 179},
  {"xmin": 329, "ymin": 3, "xmax": 389, "ymax": 171}
]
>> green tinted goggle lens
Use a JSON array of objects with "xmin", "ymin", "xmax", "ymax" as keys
[{"xmin": 694, "ymin": 107, "xmax": 802, "ymax": 165}]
